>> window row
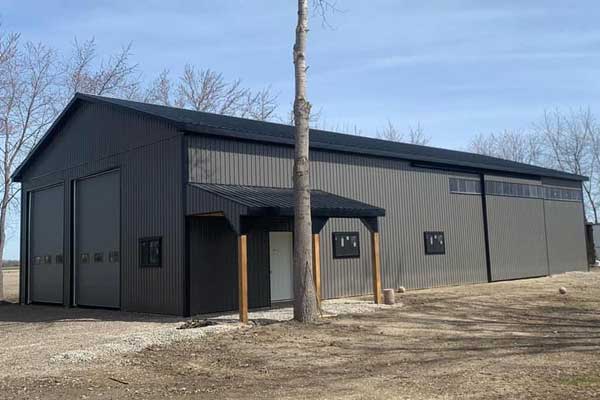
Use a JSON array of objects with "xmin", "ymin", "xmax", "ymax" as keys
[
  {"xmin": 544, "ymin": 186, "xmax": 583, "ymax": 202},
  {"xmin": 486, "ymin": 180, "xmax": 582, "ymax": 202},
  {"xmin": 80, "ymin": 251, "xmax": 120, "ymax": 264},
  {"xmin": 448, "ymin": 177, "xmax": 482, "ymax": 195},
  {"xmin": 32, "ymin": 254, "xmax": 63, "ymax": 265},
  {"xmin": 449, "ymin": 177, "xmax": 582, "ymax": 202},
  {"xmin": 485, "ymin": 181, "xmax": 545, "ymax": 199}
]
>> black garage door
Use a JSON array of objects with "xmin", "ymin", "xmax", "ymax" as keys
[
  {"xmin": 29, "ymin": 185, "xmax": 64, "ymax": 304},
  {"xmin": 75, "ymin": 170, "xmax": 120, "ymax": 308}
]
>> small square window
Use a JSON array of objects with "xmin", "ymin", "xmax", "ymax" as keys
[
  {"xmin": 44, "ymin": 255, "xmax": 52, "ymax": 264},
  {"xmin": 80, "ymin": 253, "xmax": 89, "ymax": 263},
  {"xmin": 94, "ymin": 252, "xmax": 104, "ymax": 263},
  {"xmin": 109, "ymin": 250, "xmax": 120, "ymax": 263},
  {"xmin": 56, "ymin": 254, "xmax": 64, "ymax": 264},
  {"xmin": 140, "ymin": 237, "xmax": 162, "ymax": 267},
  {"xmin": 33, "ymin": 256, "xmax": 41, "ymax": 265},
  {"xmin": 424, "ymin": 231, "xmax": 445, "ymax": 255},
  {"xmin": 332, "ymin": 232, "xmax": 360, "ymax": 259},
  {"xmin": 449, "ymin": 178, "xmax": 458, "ymax": 192}
]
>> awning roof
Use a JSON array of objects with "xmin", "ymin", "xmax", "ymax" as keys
[
  {"xmin": 187, "ymin": 183, "xmax": 385, "ymax": 230},
  {"xmin": 188, "ymin": 183, "xmax": 385, "ymax": 218}
]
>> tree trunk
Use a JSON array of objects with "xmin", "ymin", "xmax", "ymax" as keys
[{"xmin": 292, "ymin": 0, "xmax": 319, "ymax": 322}]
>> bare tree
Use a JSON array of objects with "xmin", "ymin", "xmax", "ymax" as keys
[
  {"xmin": 238, "ymin": 87, "xmax": 278, "ymax": 121},
  {"xmin": 142, "ymin": 66, "xmax": 278, "ymax": 121},
  {"xmin": 62, "ymin": 38, "xmax": 139, "ymax": 99},
  {"xmin": 468, "ymin": 129, "xmax": 543, "ymax": 165},
  {"xmin": 176, "ymin": 65, "xmax": 241, "ymax": 113},
  {"xmin": 142, "ymin": 69, "xmax": 173, "ymax": 105},
  {"xmin": 292, "ymin": 0, "xmax": 322, "ymax": 323},
  {"xmin": 377, "ymin": 120, "xmax": 402, "ymax": 142},
  {"xmin": 534, "ymin": 108, "xmax": 599, "ymax": 222},
  {"xmin": 0, "ymin": 31, "xmax": 57, "ymax": 299},
  {"xmin": 377, "ymin": 120, "xmax": 430, "ymax": 145}
]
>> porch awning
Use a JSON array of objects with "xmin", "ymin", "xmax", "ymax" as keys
[{"xmin": 187, "ymin": 183, "xmax": 385, "ymax": 232}]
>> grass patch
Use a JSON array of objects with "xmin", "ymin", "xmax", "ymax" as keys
[{"xmin": 559, "ymin": 375, "xmax": 600, "ymax": 387}]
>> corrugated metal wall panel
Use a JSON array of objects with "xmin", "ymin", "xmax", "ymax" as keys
[
  {"xmin": 593, "ymin": 225, "xmax": 600, "ymax": 259},
  {"xmin": 544, "ymin": 200, "xmax": 588, "ymax": 274},
  {"xmin": 187, "ymin": 135, "xmax": 489, "ymax": 298},
  {"xmin": 19, "ymin": 102, "xmax": 185, "ymax": 315},
  {"xmin": 486, "ymin": 196, "xmax": 549, "ymax": 280},
  {"xmin": 484, "ymin": 175, "xmax": 588, "ymax": 280},
  {"xmin": 189, "ymin": 217, "xmax": 238, "ymax": 314},
  {"xmin": 188, "ymin": 216, "xmax": 271, "ymax": 315}
]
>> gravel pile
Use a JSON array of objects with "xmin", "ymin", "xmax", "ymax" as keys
[{"xmin": 50, "ymin": 323, "xmax": 240, "ymax": 364}]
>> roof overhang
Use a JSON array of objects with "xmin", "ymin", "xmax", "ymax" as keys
[{"xmin": 186, "ymin": 183, "xmax": 385, "ymax": 234}]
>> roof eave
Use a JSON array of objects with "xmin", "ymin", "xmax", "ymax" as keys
[{"xmin": 181, "ymin": 125, "xmax": 587, "ymax": 183}]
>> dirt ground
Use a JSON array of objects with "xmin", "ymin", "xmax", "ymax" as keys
[
  {"xmin": 2, "ymin": 270, "xmax": 600, "ymax": 399},
  {"xmin": 2, "ymin": 268, "xmax": 19, "ymax": 302}
]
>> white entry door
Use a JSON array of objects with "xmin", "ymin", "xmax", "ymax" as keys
[{"xmin": 269, "ymin": 232, "xmax": 294, "ymax": 302}]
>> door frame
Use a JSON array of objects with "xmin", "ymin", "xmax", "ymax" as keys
[
  {"xmin": 268, "ymin": 231, "xmax": 294, "ymax": 303},
  {"xmin": 26, "ymin": 182, "xmax": 65, "ymax": 305}
]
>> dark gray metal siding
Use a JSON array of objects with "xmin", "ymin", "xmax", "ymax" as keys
[
  {"xmin": 486, "ymin": 196, "xmax": 549, "ymax": 280},
  {"xmin": 484, "ymin": 176, "xmax": 549, "ymax": 280},
  {"xmin": 484, "ymin": 175, "xmax": 588, "ymax": 279},
  {"xmin": 544, "ymin": 199, "xmax": 588, "ymax": 274},
  {"xmin": 19, "ymin": 102, "xmax": 185, "ymax": 315},
  {"xmin": 187, "ymin": 135, "xmax": 489, "ymax": 299},
  {"xmin": 188, "ymin": 216, "xmax": 271, "ymax": 315}
]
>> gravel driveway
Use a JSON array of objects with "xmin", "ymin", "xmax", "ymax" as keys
[
  {"xmin": 0, "ymin": 304, "xmax": 203, "ymax": 378},
  {"xmin": 3, "ymin": 269, "xmax": 599, "ymax": 399},
  {"xmin": 0, "ymin": 271, "xmax": 390, "ymax": 380}
]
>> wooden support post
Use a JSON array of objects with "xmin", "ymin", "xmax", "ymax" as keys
[
  {"xmin": 238, "ymin": 234, "xmax": 248, "ymax": 323},
  {"xmin": 371, "ymin": 232, "xmax": 382, "ymax": 304},
  {"xmin": 312, "ymin": 233, "xmax": 321, "ymax": 305}
]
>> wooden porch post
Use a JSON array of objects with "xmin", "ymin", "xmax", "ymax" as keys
[
  {"xmin": 238, "ymin": 234, "xmax": 248, "ymax": 323},
  {"xmin": 371, "ymin": 232, "xmax": 382, "ymax": 304},
  {"xmin": 312, "ymin": 233, "xmax": 321, "ymax": 305}
]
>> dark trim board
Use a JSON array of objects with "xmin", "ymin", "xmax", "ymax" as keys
[
  {"xmin": 183, "ymin": 217, "xmax": 191, "ymax": 317},
  {"xmin": 480, "ymin": 174, "xmax": 493, "ymax": 282}
]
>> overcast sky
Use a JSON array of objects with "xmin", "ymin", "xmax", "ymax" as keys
[{"xmin": 2, "ymin": 1, "xmax": 600, "ymax": 257}]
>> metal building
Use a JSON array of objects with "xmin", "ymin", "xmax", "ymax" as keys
[{"xmin": 12, "ymin": 93, "xmax": 589, "ymax": 317}]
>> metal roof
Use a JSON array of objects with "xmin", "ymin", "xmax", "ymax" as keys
[
  {"xmin": 189, "ymin": 183, "xmax": 386, "ymax": 218},
  {"xmin": 12, "ymin": 93, "xmax": 587, "ymax": 182}
]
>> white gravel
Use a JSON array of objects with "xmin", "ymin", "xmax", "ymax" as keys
[
  {"xmin": 45, "ymin": 298, "xmax": 395, "ymax": 367},
  {"xmin": 49, "ymin": 323, "xmax": 240, "ymax": 364},
  {"xmin": 216, "ymin": 297, "xmax": 397, "ymax": 322}
]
